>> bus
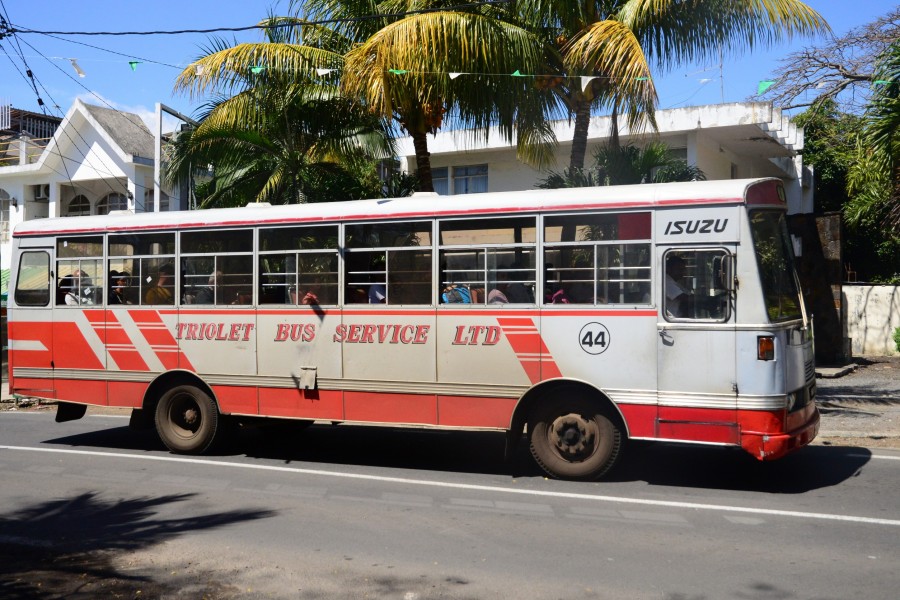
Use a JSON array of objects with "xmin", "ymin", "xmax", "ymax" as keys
[{"xmin": 7, "ymin": 177, "xmax": 819, "ymax": 480}]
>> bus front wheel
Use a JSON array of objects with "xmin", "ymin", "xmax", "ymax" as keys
[
  {"xmin": 528, "ymin": 398, "xmax": 621, "ymax": 481},
  {"xmin": 155, "ymin": 384, "xmax": 219, "ymax": 454}
]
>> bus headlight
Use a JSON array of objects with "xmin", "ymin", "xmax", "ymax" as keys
[{"xmin": 757, "ymin": 336, "xmax": 775, "ymax": 360}]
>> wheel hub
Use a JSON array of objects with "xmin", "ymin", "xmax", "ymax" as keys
[
  {"xmin": 550, "ymin": 413, "xmax": 596, "ymax": 456},
  {"xmin": 183, "ymin": 407, "xmax": 199, "ymax": 426}
]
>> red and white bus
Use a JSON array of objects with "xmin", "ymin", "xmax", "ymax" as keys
[{"xmin": 7, "ymin": 178, "xmax": 818, "ymax": 480}]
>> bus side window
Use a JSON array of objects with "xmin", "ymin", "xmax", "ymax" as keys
[
  {"xmin": 664, "ymin": 250, "xmax": 730, "ymax": 321},
  {"xmin": 14, "ymin": 251, "xmax": 51, "ymax": 307}
]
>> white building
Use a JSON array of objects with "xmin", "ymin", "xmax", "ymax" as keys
[
  {"xmin": 0, "ymin": 99, "xmax": 177, "ymax": 276},
  {"xmin": 396, "ymin": 101, "xmax": 811, "ymax": 214}
]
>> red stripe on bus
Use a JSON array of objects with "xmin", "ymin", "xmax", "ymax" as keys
[
  {"xmin": 7, "ymin": 321, "xmax": 54, "ymax": 367},
  {"xmin": 259, "ymin": 388, "xmax": 344, "ymax": 420},
  {"xmin": 438, "ymin": 395, "xmax": 517, "ymax": 428},
  {"xmin": 345, "ymin": 391, "xmax": 438, "ymax": 425},
  {"xmin": 54, "ymin": 378, "xmax": 108, "ymax": 405},
  {"xmin": 496, "ymin": 317, "xmax": 559, "ymax": 384},
  {"xmin": 52, "ymin": 322, "xmax": 104, "ymax": 370},
  {"xmin": 108, "ymin": 381, "xmax": 146, "ymax": 408},
  {"xmin": 83, "ymin": 309, "xmax": 152, "ymax": 372},
  {"xmin": 211, "ymin": 385, "xmax": 258, "ymax": 415},
  {"xmin": 128, "ymin": 310, "xmax": 195, "ymax": 371}
]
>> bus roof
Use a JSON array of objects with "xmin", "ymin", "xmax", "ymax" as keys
[{"xmin": 13, "ymin": 177, "xmax": 782, "ymax": 237}]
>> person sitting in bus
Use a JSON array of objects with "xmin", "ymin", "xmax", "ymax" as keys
[
  {"xmin": 59, "ymin": 271, "xmax": 94, "ymax": 306},
  {"xmin": 145, "ymin": 263, "xmax": 175, "ymax": 305},
  {"xmin": 544, "ymin": 264, "xmax": 570, "ymax": 304},
  {"xmin": 194, "ymin": 271, "xmax": 221, "ymax": 305},
  {"xmin": 488, "ymin": 270, "xmax": 511, "ymax": 304},
  {"xmin": 665, "ymin": 255, "xmax": 691, "ymax": 318},
  {"xmin": 108, "ymin": 271, "xmax": 132, "ymax": 304},
  {"xmin": 368, "ymin": 284, "xmax": 386, "ymax": 303}
]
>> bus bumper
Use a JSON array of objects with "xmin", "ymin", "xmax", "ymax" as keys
[{"xmin": 742, "ymin": 405, "xmax": 820, "ymax": 461}]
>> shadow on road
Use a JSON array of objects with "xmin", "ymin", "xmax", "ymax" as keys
[
  {"xmin": 0, "ymin": 491, "xmax": 275, "ymax": 599},
  {"xmin": 42, "ymin": 420, "xmax": 870, "ymax": 494},
  {"xmin": 608, "ymin": 441, "xmax": 872, "ymax": 493}
]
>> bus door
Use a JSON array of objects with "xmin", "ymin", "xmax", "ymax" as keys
[
  {"xmin": 8, "ymin": 246, "xmax": 56, "ymax": 399},
  {"xmin": 656, "ymin": 247, "xmax": 738, "ymax": 444}
]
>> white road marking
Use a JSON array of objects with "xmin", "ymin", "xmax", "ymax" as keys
[
  {"xmin": 2, "ymin": 444, "xmax": 899, "ymax": 527},
  {"xmin": 848, "ymin": 452, "xmax": 900, "ymax": 461}
]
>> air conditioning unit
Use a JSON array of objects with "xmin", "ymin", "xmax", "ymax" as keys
[{"xmin": 34, "ymin": 183, "xmax": 50, "ymax": 201}]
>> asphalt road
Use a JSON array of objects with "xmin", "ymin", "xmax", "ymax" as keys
[{"xmin": 1, "ymin": 411, "xmax": 898, "ymax": 599}]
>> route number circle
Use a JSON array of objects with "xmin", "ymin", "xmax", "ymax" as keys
[{"xmin": 579, "ymin": 322, "xmax": 611, "ymax": 355}]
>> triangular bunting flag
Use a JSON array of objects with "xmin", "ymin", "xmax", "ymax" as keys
[
  {"xmin": 69, "ymin": 59, "xmax": 86, "ymax": 78},
  {"xmin": 129, "ymin": 61, "xmax": 140, "ymax": 71},
  {"xmin": 250, "ymin": 66, "xmax": 266, "ymax": 74},
  {"xmin": 316, "ymin": 68, "xmax": 333, "ymax": 76},
  {"xmin": 581, "ymin": 76, "xmax": 596, "ymax": 92},
  {"xmin": 757, "ymin": 80, "xmax": 775, "ymax": 95},
  {"xmin": 511, "ymin": 70, "xmax": 525, "ymax": 77},
  {"xmin": 449, "ymin": 72, "xmax": 462, "ymax": 79},
  {"xmin": 388, "ymin": 69, "xmax": 408, "ymax": 75}
]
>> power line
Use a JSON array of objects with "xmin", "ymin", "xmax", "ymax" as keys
[{"xmin": 4, "ymin": 1, "xmax": 511, "ymax": 36}]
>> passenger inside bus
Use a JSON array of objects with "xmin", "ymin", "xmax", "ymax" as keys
[
  {"xmin": 58, "ymin": 270, "xmax": 94, "ymax": 306},
  {"xmin": 194, "ymin": 271, "xmax": 221, "ymax": 304},
  {"xmin": 368, "ymin": 284, "xmax": 386, "ymax": 303},
  {"xmin": 145, "ymin": 263, "xmax": 175, "ymax": 305},
  {"xmin": 665, "ymin": 255, "xmax": 691, "ymax": 318},
  {"xmin": 108, "ymin": 271, "xmax": 132, "ymax": 304},
  {"xmin": 544, "ymin": 264, "xmax": 570, "ymax": 304}
]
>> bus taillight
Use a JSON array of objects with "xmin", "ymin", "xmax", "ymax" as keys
[{"xmin": 758, "ymin": 336, "xmax": 775, "ymax": 361}]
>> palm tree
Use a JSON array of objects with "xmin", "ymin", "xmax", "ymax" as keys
[
  {"xmin": 847, "ymin": 41, "xmax": 900, "ymax": 231},
  {"xmin": 171, "ymin": 18, "xmax": 395, "ymax": 206},
  {"xmin": 521, "ymin": 0, "xmax": 829, "ymax": 171},
  {"xmin": 298, "ymin": 0, "xmax": 560, "ymax": 192}
]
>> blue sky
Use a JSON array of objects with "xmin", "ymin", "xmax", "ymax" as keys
[{"xmin": 0, "ymin": 1, "xmax": 894, "ymax": 132}]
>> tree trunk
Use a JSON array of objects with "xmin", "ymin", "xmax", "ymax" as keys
[
  {"xmin": 569, "ymin": 94, "xmax": 592, "ymax": 172},
  {"xmin": 411, "ymin": 131, "xmax": 433, "ymax": 193},
  {"xmin": 609, "ymin": 102, "xmax": 620, "ymax": 152}
]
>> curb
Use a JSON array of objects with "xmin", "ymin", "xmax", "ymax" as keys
[{"xmin": 816, "ymin": 364, "xmax": 858, "ymax": 378}]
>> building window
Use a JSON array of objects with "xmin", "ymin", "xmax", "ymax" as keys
[
  {"xmin": 432, "ymin": 167, "xmax": 449, "ymax": 195},
  {"xmin": 0, "ymin": 189, "xmax": 11, "ymax": 242},
  {"xmin": 97, "ymin": 192, "xmax": 128, "ymax": 215},
  {"xmin": 453, "ymin": 164, "xmax": 488, "ymax": 194},
  {"xmin": 66, "ymin": 195, "xmax": 91, "ymax": 216},
  {"xmin": 144, "ymin": 189, "xmax": 170, "ymax": 212},
  {"xmin": 431, "ymin": 165, "xmax": 488, "ymax": 195}
]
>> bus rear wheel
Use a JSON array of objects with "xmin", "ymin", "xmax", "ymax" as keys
[
  {"xmin": 155, "ymin": 384, "xmax": 219, "ymax": 454},
  {"xmin": 528, "ymin": 398, "xmax": 621, "ymax": 481}
]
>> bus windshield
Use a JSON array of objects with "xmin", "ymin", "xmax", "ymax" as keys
[{"xmin": 749, "ymin": 209, "xmax": 802, "ymax": 322}]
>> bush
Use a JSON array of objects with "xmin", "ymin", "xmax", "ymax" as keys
[{"xmin": 894, "ymin": 327, "xmax": 900, "ymax": 353}]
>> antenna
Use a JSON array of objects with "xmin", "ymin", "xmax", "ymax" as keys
[{"xmin": 719, "ymin": 46, "xmax": 724, "ymax": 103}]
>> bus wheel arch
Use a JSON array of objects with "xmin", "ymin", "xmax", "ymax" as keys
[
  {"xmin": 143, "ymin": 371, "xmax": 221, "ymax": 455},
  {"xmin": 511, "ymin": 380, "xmax": 627, "ymax": 481}
]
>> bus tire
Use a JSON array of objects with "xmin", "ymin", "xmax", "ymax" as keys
[
  {"xmin": 528, "ymin": 397, "xmax": 621, "ymax": 481},
  {"xmin": 155, "ymin": 384, "xmax": 219, "ymax": 455}
]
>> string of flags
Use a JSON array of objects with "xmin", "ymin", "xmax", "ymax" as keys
[{"xmin": 60, "ymin": 56, "xmax": 896, "ymax": 94}]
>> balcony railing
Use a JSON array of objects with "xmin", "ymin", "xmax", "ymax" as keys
[{"xmin": 0, "ymin": 136, "xmax": 53, "ymax": 167}]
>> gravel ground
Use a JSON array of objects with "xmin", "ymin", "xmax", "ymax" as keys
[{"xmin": 814, "ymin": 355, "xmax": 900, "ymax": 450}]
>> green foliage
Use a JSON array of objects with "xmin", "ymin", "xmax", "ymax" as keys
[
  {"xmin": 793, "ymin": 92, "xmax": 900, "ymax": 283},
  {"xmin": 894, "ymin": 326, "xmax": 900, "ymax": 352},
  {"xmin": 536, "ymin": 141, "xmax": 705, "ymax": 189},
  {"xmin": 793, "ymin": 100, "xmax": 863, "ymax": 214},
  {"xmin": 848, "ymin": 41, "xmax": 900, "ymax": 233}
]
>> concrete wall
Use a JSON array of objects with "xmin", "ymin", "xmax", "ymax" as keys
[{"xmin": 843, "ymin": 285, "xmax": 900, "ymax": 357}]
